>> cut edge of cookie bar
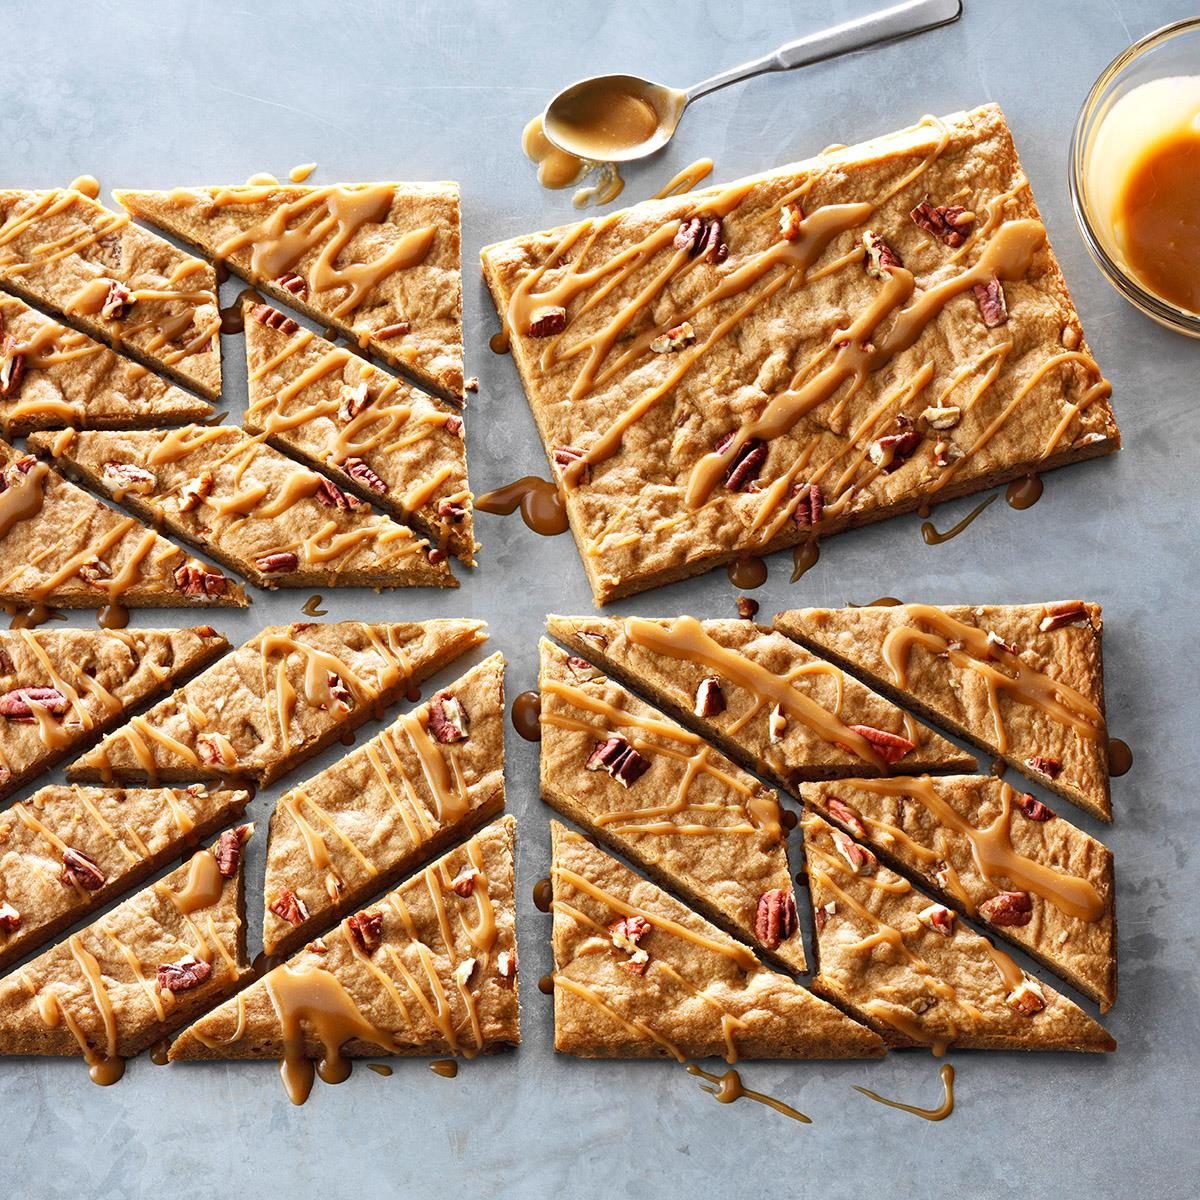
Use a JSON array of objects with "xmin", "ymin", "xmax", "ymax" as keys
[
  {"xmin": 114, "ymin": 181, "xmax": 465, "ymax": 403},
  {"xmin": 242, "ymin": 303, "xmax": 478, "ymax": 565},
  {"xmin": 801, "ymin": 812, "xmax": 1114, "ymax": 1052},
  {"xmin": 539, "ymin": 637, "xmax": 807, "ymax": 974},
  {"xmin": 775, "ymin": 602, "xmax": 1112, "ymax": 821},
  {"xmin": 799, "ymin": 774, "xmax": 1116, "ymax": 1011},
  {"xmin": 549, "ymin": 820, "xmax": 885, "ymax": 1060},
  {"xmin": 262, "ymin": 651, "xmax": 507, "ymax": 958},
  {"xmin": 481, "ymin": 104, "xmax": 1119, "ymax": 605}
]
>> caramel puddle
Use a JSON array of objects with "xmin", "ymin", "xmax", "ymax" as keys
[
  {"xmin": 688, "ymin": 1064, "xmax": 811, "ymax": 1125},
  {"xmin": 854, "ymin": 1063, "xmax": 955, "ymax": 1121}
]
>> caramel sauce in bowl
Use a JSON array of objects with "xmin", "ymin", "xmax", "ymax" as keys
[{"xmin": 1071, "ymin": 19, "xmax": 1200, "ymax": 334}]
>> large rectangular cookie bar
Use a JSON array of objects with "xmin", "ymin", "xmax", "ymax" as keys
[{"xmin": 481, "ymin": 105, "xmax": 1119, "ymax": 603}]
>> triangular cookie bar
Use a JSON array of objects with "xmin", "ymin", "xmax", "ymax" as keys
[
  {"xmin": 0, "ymin": 188, "xmax": 221, "ymax": 399},
  {"xmin": 775, "ymin": 602, "xmax": 1112, "ymax": 820},
  {"xmin": 801, "ymin": 812, "xmax": 1114, "ymax": 1052},
  {"xmin": 29, "ymin": 426, "xmax": 454, "ymax": 591},
  {"xmin": 549, "ymin": 821, "xmax": 884, "ymax": 1060},
  {"xmin": 0, "ymin": 784, "xmax": 250, "ymax": 972},
  {"xmin": 480, "ymin": 105, "xmax": 1119, "ymax": 604},
  {"xmin": 263, "ymin": 652, "xmax": 506, "ymax": 957},
  {"xmin": 540, "ymin": 638, "xmax": 806, "ymax": 973},
  {"xmin": 0, "ymin": 439, "xmax": 245, "ymax": 610},
  {"xmin": 0, "ymin": 290, "xmax": 211, "ymax": 435},
  {"xmin": 244, "ymin": 303, "xmax": 476, "ymax": 563},
  {"xmin": 546, "ymin": 615, "xmax": 973, "ymax": 789},
  {"xmin": 169, "ymin": 817, "xmax": 519, "ymax": 1106},
  {"xmin": 69, "ymin": 619, "xmax": 487, "ymax": 786},
  {"xmin": 0, "ymin": 624, "xmax": 228, "ymax": 802},
  {"xmin": 115, "ymin": 181, "xmax": 464, "ymax": 400},
  {"xmin": 0, "ymin": 824, "xmax": 252, "ymax": 1083},
  {"xmin": 800, "ymin": 775, "xmax": 1116, "ymax": 1009}
]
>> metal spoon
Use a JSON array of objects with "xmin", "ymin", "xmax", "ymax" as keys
[{"xmin": 542, "ymin": 0, "xmax": 963, "ymax": 163}]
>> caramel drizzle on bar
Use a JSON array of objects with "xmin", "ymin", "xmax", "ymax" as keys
[
  {"xmin": 622, "ymin": 615, "xmax": 888, "ymax": 771},
  {"xmin": 542, "ymin": 676, "xmax": 781, "ymax": 840},
  {"xmin": 0, "ymin": 189, "xmax": 218, "ymax": 369},
  {"xmin": 498, "ymin": 116, "xmax": 1111, "ymax": 544},
  {"xmin": 879, "ymin": 604, "xmax": 1104, "ymax": 752},
  {"xmin": 828, "ymin": 776, "xmax": 1104, "ymax": 921}
]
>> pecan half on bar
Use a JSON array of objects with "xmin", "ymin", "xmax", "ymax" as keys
[
  {"xmin": 910, "ymin": 201, "xmax": 974, "ymax": 247},
  {"xmin": 586, "ymin": 736, "xmax": 650, "ymax": 788},
  {"xmin": 0, "ymin": 335, "xmax": 26, "ymax": 398},
  {"xmin": 61, "ymin": 847, "xmax": 106, "ymax": 891},
  {"xmin": 346, "ymin": 910, "xmax": 384, "ymax": 954},
  {"xmin": 174, "ymin": 563, "xmax": 229, "ymax": 598},
  {"xmin": 214, "ymin": 828, "xmax": 246, "ymax": 878},
  {"xmin": 973, "ymin": 277, "xmax": 1008, "ymax": 328},
  {"xmin": 254, "ymin": 551, "xmax": 300, "ymax": 575},
  {"xmin": 270, "ymin": 888, "xmax": 309, "ymax": 926},
  {"xmin": 252, "ymin": 304, "xmax": 300, "ymax": 336},
  {"xmin": 978, "ymin": 890, "xmax": 1033, "ymax": 927},
  {"xmin": 754, "ymin": 888, "xmax": 798, "ymax": 950},
  {"xmin": 344, "ymin": 457, "xmax": 388, "ymax": 495},
  {"xmin": 0, "ymin": 687, "xmax": 68, "ymax": 720},
  {"xmin": 429, "ymin": 692, "xmax": 470, "ymax": 743},
  {"xmin": 717, "ymin": 434, "xmax": 767, "ymax": 492},
  {"xmin": 156, "ymin": 956, "xmax": 213, "ymax": 993}
]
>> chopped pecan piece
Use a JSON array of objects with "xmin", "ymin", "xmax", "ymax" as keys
[
  {"xmin": 173, "ymin": 563, "xmax": 229, "ymax": 598},
  {"xmin": 716, "ymin": 434, "xmax": 767, "ymax": 492},
  {"xmin": 214, "ymin": 827, "xmax": 247, "ymax": 878},
  {"xmin": 1006, "ymin": 977, "xmax": 1046, "ymax": 1016},
  {"xmin": 917, "ymin": 904, "xmax": 956, "ymax": 936},
  {"xmin": 464, "ymin": 375, "xmax": 479, "ymax": 393},
  {"xmin": 0, "ymin": 646, "xmax": 12, "ymax": 673},
  {"xmin": 376, "ymin": 321, "xmax": 411, "ymax": 340},
  {"xmin": 736, "ymin": 596, "xmax": 759, "ymax": 620},
  {"xmin": 177, "ymin": 472, "xmax": 214, "ymax": 513},
  {"xmin": 553, "ymin": 445, "xmax": 589, "ymax": 483},
  {"xmin": 428, "ymin": 547, "xmax": 447, "ymax": 566},
  {"xmin": 270, "ymin": 888, "xmax": 308, "ymax": 926},
  {"xmin": 846, "ymin": 724, "xmax": 915, "ymax": 765},
  {"xmin": 768, "ymin": 705, "xmax": 787, "ymax": 744},
  {"xmin": 102, "ymin": 461, "xmax": 156, "ymax": 495},
  {"xmin": 1015, "ymin": 792, "xmax": 1055, "ymax": 822},
  {"xmin": 275, "ymin": 272, "xmax": 308, "ymax": 298},
  {"xmin": 100, "ymin": 282, "xmax": 135, "ymax": 321},
  {"xmin": 254, "ymin": 551, "xmax": 299, "ymax": 575},
  {"xmin": 197, "ymin": 734, "xmax": 233, "ymax": 767},
  {"xmin": 813, "ymin": 899, "xmax": 836, "ymax": 932},
  {"xmin": 323, "ymin": 672, "xmax": 354, "ymax": 714},
  {"xmin": 1026, "ymin": 755, "xmax": 1063, "ymax": 780},
  {"xmin": 453, "ymin": 957, "xmax": 477, "ymax": 988},
  {"xmin": 429, "ymin": 691, "xmax": 469, "ymax": 743},
  {"xmin": 338, "ymin": 381, "xmax": 371, "ymax": 423},
  {"xmin": 0, "ymin": 902, "xmax": 21, "ymax": 933},
  {"xmin": 0, "ymin": 335, "xmax": 26, "ymax": 398},
  {"xmin": 1039, "ymin": 601, "xmax": 1089, "ymax": 632},
  {"xmin": 0, "ymin": 687, "xmax": 68, "ymax": 719},
  {"xmin": 973, "ymin": 277, "xmax": 1008, "ymax": 327},
  {"xmin": 527, "ymin": 305, "xmax": 567, "ymax": 337},
  {"xmin": 496, "ymin": 949, "xmax": 518, "ymax": 987},
  {"xmin": 675, "ymin": 215, "xmax": 728, "ymax": 263},
  {"xmin": 347, "ymin": 910, "xmax": 384, "ymax": 954},
  {"xmin": 754, "ymin": 888, "xmax": 798, "ymax": 950},
  {"xmin": 867, "ymin": 429, "xmax": 922, "ymax": 472},
  {"xmin": 78, "ymin": 556, "xmax": 113, "ymax": 585},
  {"xmin": 779, "ymin": 202, "xmax": 803, "ymax": 242},
  {"xmin": 565, "ymin": 654, "xmax": 601, "ymax": 681},
  {"xmin": 792, "ymin": 482, "xmax": 823, "ymax": 527},
  {"xmin": 831, "ymin": 828, "xmax": 876, "ymax": 875},
  {"xmin": 826, "ymin": 797, "xmax": 866, "ymax": 839},
  {"xmin": 156, "ymin": 956, "xmax": 213, "ymax": 993},
  {"xmin": 920, "ymin": 404, "xmax": 961, "ymax": 431},
  {"xmin": 986, "ymin": 630, "xmax": 1018, "ymax": 656},
  {"xmin": 450, "ymin": 867, "xmax": 479, "ymax": 897},
  {"xmin": 61, "ymin": 847, "xmax": 106, "ymax": 891},
  {"xmin": 978, "ymin": 890, "xmax": 1033, "ymax": 927},
  {"xmin": 650, "ymin": 321, "xmax": 696, "ymax": 354},
  {"xmin": 862, "ymin": 230, "xmax": 901, "ymax": 278},
  {"xmin": 252, "ymin": 304, "xmax": 300, "ymax": 335},
  {"xmin": 585, "ymin": 736, "xmax": 650, "ymax": 788},
  {"xmin": 344, "ymin": 456, "xmax": 388, "ymax": 494},
  {"xmin": 933, "ymin": 438, "xmax": 962, "ymax": 468},
  {"xmin": 314, "ymin": 477, "xmax": 360, "ymax": 510},
  {"xmin": 609, "ymin": 915, "xmax": 651, "ymax": 974},
  {"xmin": 910, "ymin": 201, "xmax": 974, "ymax": 247},
  {"xmin": 437, "ymin": 498, "xmax": 468, "ymax": 524},
  {"xmin": 444, "ymin": 413, "xmax": 464, "ymax": 438},
  {"xmin": 693, "ymin": 676, "xmax": 726, "ymax": 718}
]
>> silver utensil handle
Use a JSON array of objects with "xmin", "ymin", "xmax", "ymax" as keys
[{"xmin": 686, "ymin": 0, "xmax": 963, "ymax": 101}]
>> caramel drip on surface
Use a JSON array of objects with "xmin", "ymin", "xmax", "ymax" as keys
[
  {"xmin": 1108, "ymin": 738, "xmax": 1133, "ymax": 777},
  {"xmin": 368, "ymin": 1062, "xmax": 394, "ymax": 1076},
  {"xmin": 1006, "ymin": 475, "xmax": 1043, "ymax": 510},
  {"xmin": 301, "ymin": 594, "xmax": 328, "ymax": 617},
  {"xmin": 854, "ymin": 1063, "xmax": 955, "ymax": 1121},
  {"xmin": 839, "ymin": 777, "xmax": 1105, "ymax": 921},
  {"xmin": 879, "ymin": 604, "xmax": 1104, "ymax": 750},
  {"xmin": 429, "ymin": 1058, "xmax": 458, "ymax": 1078},
  {"xmin": 170, "ymin": 850, "xmax": 225, "ymax": 915},
  {"xmin": 554, "ymin": 863, "xmax": 757, "ymax": 970},
  {"xmin": 920, "ymin": 494, "xmax": 996, "ymax": 545},
  {"xmin": 533, "ymin": 877, "xmax": 553, "ymax": 913},
  {"xmin": 654, "ymin": 159, "xmax": 715, "ymax": 200},
  {"xmin": 688, "ymin": 1064, "xmax": 812, "ymax": 1124},
  {"xmin": 624, "ymin": 616, "xmax": 885, "ymax": 770},
  {"xmin": 264, "ymin": 963, "xmax": 402, "ymax": 1105},
  {"xmin": 475, "ymin": 476, "xmax": 568, "ymax": 536},
  {"xmin": 511, "ymin": 690, "xmax": 541, "ymax": 741}
]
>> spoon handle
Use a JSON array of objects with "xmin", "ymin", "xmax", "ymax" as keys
[{"xmin": 685, "ymin": 0, "xmax": 962, "ymax": 101}]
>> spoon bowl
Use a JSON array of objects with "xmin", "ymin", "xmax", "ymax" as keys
[{"xmin": 542, "ymin": 74, "xmax": 687, "ymax": 163}]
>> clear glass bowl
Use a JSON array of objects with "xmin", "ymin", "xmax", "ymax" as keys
[{"xmin": 1069, "ymin": 17, "xmax": 1200, "ymax": 335}]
